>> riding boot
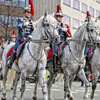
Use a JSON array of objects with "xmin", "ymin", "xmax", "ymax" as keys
[
  {"xmin": 6, "ymin": 50, "xmax": 16, "ymax": 69},
  {"xmin": 53, "ymin": 55, "xmax": 58, "ymax": 72}
]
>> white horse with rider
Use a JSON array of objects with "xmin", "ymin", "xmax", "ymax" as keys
[{"xmin": 1, "ymin": 13, "xmax": 60, "ymax": 100}]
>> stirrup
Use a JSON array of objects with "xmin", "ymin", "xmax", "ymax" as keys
[
  {"xmin": 54, "ymin": 67, "xmax": 58, "ymax": 73},
  {"xmin": 7, "ymin": 60, "xmax": 12, "ymax": 69}
]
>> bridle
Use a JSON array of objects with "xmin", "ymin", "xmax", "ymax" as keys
[
  {"xmin": 27, "ymin": 17, "xmax": 59, "ymax": 61},
  {"xmin": 67, "ymin": 22, "xmax": 98, "ymax": 64}
]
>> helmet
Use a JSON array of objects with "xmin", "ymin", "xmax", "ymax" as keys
[
  {"xmin": 55, "ymin": 4, "xmax": 63, "ymax": 17},
  {"xmin": 25, "ymin": 7, "xmax": 31, "ymax": 13},
  {"xmin": 12, "ymin": 31, "xmax": 16, "ymax": 38},
  {"xmin": 86, "ymin": 11, "xmax": 91, "ymax": 19}
]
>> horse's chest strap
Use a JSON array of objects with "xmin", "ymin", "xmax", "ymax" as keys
[{"xmin": 76, "ymin": 65, "xmax": 81, "ymax": 75}]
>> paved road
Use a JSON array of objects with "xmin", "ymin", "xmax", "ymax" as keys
[{"xmin": 0, "ymin": 81, "xmax": 100, "ymax": 100}]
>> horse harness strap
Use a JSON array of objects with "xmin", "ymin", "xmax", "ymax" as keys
[
  {"xmin": 27, "ymin": 41, "xmax": 43, "ymax": 62},
  {"xmin": 27, "ymin": 40, "xmax": 44, "ymax": 77},
  {"xmin": 66, "ymin": 38, "xmax": 86, "ymax": 44},
  {"xmin": 67, "ymin": 44, "xmax": 86, "ymax": 64}
]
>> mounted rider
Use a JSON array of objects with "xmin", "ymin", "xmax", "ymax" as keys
[
  {"xmin": 84, "ymin": 11, "xmax": 95, "ymax": 61},
  {"xmin": 7, "ymin": 5, "xmax": 35, "ymax": 69},
  {"xmin": 52, "ymin": 4, "xmax": 72, "ymax": 72}
]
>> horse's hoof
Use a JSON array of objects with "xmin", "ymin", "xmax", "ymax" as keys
[
  {"xmin": 1, "ymin": 97, "xmax": 7, "ymax": 100},
  {"xmin": 32, "ymin": 97, "xmax": 37, "ymax": 100},
  {"xmin": 20, "ymin": 88, "xmax": 22, "ymax": 92},
  {"xmin": 11, "ymin": 87, "xmax": 13, "ymax": 90},
  {"xmin": 84, "ymin": 95, "xmax": 88, "ymax": 99},
  {"xmin": 49, "ymin": 98, "xmax": 54, "ymax": 100},
  {"xmin": 67, "ymin": 94, "xmax": 70, "ymax": 98},
  {"xmin": 91, "ymin": 98, "xmax": 95, "ymax": 100},
  {"xmin": 12, "ymin": 97, "xmax": 18, "ymax": 100},
  {"xmin": 69, "ymin": 97, "xmax": 73, "ymax": 100}
]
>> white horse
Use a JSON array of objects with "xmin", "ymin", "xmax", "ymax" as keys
[
  {"xmin": 61, "ymin": 21, "xmax": 97, "ymax": 100},
  {"xmin": 1, "ymin": 14, "xmax": 60, "ymax": 100},
  {"xmin": 0, "ymin": 45, "xmax": 3, "ymax": 91},
  {"xmin": 0, "ymin": 41, "xmax": 7, "ymax": 91},
  {"xmin": 86, "ymin": 36, "xmax": 100, "ymax": 100},
  {"xmin": 46, "ymin": 62, "xmax": 89, "ymax": 100},
  {"xmin": 32, "ymin": 22, "xmax": 95, "ymax": 100}
]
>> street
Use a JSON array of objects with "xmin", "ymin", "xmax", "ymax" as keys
[{"xmin": 0, "ymin": 81, "xmax": 100, "ymax": 100}]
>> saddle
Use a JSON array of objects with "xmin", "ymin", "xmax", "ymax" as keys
[
  {"xmin": 47, "ymin": 46, "xmax": 63, "ymax": 73},
  {"xmin": 47, "ymin": 42, "xmax": 65, "ymax": 62},
  {"xmin": 7, "ymin": 41, "xmax": 26, "ymax": 61}
]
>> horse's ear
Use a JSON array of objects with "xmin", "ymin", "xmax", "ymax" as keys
[{"xmin": 44, "ymin": 11, "xmax": 47, "ymax": 18}]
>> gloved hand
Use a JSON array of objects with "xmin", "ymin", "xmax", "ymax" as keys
[
  {"xmin": 62, "ymin": 28, "xmax": 68, "ymax": 32},
  {"xmin": 23, "ymin": 22, "xmax": 30, "ymax": 27},
  {"xmin": 28, "ymin": 35, "xmax": 32, "ymax": 39}
]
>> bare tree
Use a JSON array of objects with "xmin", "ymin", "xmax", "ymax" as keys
[{"xmin": 0, "ymin": 0, "xmax": 24, "ymax": 40}]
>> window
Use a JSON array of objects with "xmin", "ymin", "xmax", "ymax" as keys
[
  {"xmin": 63, "ymin": 16, "xmax": 70, "ymax": 26},
  {"xmin": 0, "ymin": 0, "xmax": 4, "ymax": 5},
  {"xmin": 89, "ymin": 7, "xmax": 94, "ymax": 17},
  {"xmin": 73, "ymin": 0, "xmax": 80, "ymax": 10},
  {"xmin": 63, "ymin": 0, "xmax": 71, "ymax": 6},
  {"xmin": 96, "ymin": 10, "xmax": 100, "ymax": 18},
  {"xmin": 19, "ymin": 0, "xmax": 25, "ymax": 8},
  {"xmin": 13, "ymin": 0, "xmax": 18, "ymax": 7},
  {"xmin": 5, "ymin": 0, "xmax": 13, "ymax": 6},
  {"xmin": 81, "ymin": 3, "xmax": 87, "ymax": 13},
  {"xmin": 11, "ymin": 16, "xmax": 18, "ymax": 27},
  {"xmin": 96, "ymin": 0, "xmax": 100, "ymax": 3},
  {"xmin": 0, "ymin": 15, "xmax": 4, "ymax": 26},
  {"xmin": 25, "ymin": 0, "xmax": 29, "ymax": 7},
  {"xmin": 73, "ymin": 18, "xmax": 79, "ymax": 29}
]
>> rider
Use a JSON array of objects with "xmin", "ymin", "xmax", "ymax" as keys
[
  {"xmin": 0, "ymin": 40, "xmax": 2, "ymax": 45},
  {"xmin": 84, "ymin": 11, "xmax": 95, "ymax": 60},
  {"xmin": 52, "ymin": 4, "xmax": 72, "ymax": 72},
  {"xmin": 7, "ymin": 6, "xmax": 35, "ymax": 69}
]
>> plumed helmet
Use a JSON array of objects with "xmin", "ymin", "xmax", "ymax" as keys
[
  {"xmin": 86, "ymin": 11, "xmax": 91, "ymax": 19},
  {"xmin": 25, "ymin": 6, "xmax": 31, "ymax": 13},
  {"xmin": 55, "ymin": 4, "xmax": 63, "ymax": 17},
  {"xmin": 12, "ymin": 31, "xmax": 17, "ymax": 38}
]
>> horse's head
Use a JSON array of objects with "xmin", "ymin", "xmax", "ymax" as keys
[
  {"xmin": 76, "ymin": 21, "xmax": 99, "ymax": 45},
  {"xmin": 84, "ymin": 21, "xmax": 99, "ymax": 45},
  {"xmin": 42, "ymin": 13, "xmax": 60, "ymax": 44}
]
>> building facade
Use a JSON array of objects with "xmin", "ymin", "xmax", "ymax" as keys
[
  {"xmin": 1, "ymin": 0, "xmax": 100, "ymax": 36},
  {"xmin": 33, "ymin": 0, "xmax": 61, "ymax": 20},
  {"xmin": 0, "ymin": 0, "xmax": 28, "ymax": 37},
  {"xmin": 0, "ymin": 0, "xmax": 61, "ymax": 37},
  {"xmin": 62, "ymin": 0, "xmax": 100, "ymax": 34}
]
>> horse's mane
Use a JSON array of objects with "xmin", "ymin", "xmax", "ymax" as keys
[{"xmin": 72, "ymin": 23, "xmax": 86, "ymax": 39}]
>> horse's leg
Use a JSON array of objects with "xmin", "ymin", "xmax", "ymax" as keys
[
  {"xmin": 1, "ymin": 67, "xmax": 9, "ymax": 100},
  {"xmin": 0, "ymin": 67, "xmax": 2, "ymax": 91},
  {"xmin": 39, "ymin": 68, "xmax": 48, "ymax": 100},
  {"xmin": 68, "ymin": 74, "xmax": 76, "ymax": 99},
  {"xmin": 77, "ymin": 69, "xmax": 89, "ymax": 99},
  {"xmin": 11, "ymin": 72, "xmax": 18, "ymax": 90},
  {"xmin": 12, "ymin": 72, "xmax": 20, "ymax": 100},
  {"xmin": 19, "ymin": 72, "xmax": 27, "ymax": 100},
  {"xmin": 32, "ymin": 81, "xmax": 38, "ymax": 100},
  {"xmin": 47, "ymin": 71, "xmax": 55, "ymax": 100},
  {"xmin": 90, "ymin": 72, "xmax": 99, "ymax": 100},
  {"xmin": 64, "ymin": 70, "xmax": 72, "ymax": 100}
]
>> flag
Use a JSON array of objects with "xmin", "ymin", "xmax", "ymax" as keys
[
  {"xmin": 65, "ymin": 24, "xmax": 72, "ymax": 37},
  {"xmin": 29, "ymin": 0, "xmax": 34, "ymax": 16}
]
